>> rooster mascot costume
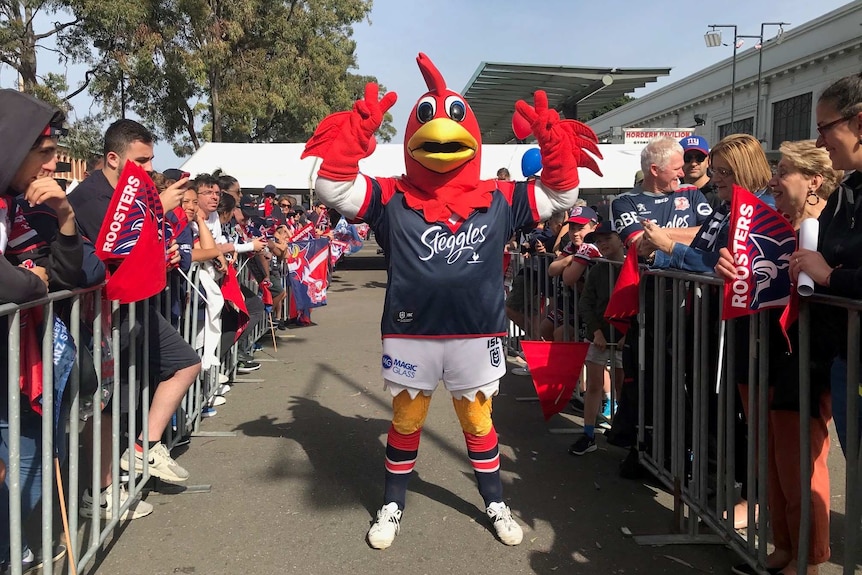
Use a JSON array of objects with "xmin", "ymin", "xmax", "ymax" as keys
[{"xmin": 302, "ymin": 53, "xmax": 602, "ymax": 549}]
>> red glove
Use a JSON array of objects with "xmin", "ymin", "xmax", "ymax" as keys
[
  {"xmin": 303, "ymin": 83, "xmax": 397, "ymax": 181},
  {"xmin": 515, "ymin": 91, "xmax": 602, "ymax": 190}
]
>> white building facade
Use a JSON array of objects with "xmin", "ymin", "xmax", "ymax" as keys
[{"xmin": 588, "ymin": 1, "xmax": 862, "ymax": 151}]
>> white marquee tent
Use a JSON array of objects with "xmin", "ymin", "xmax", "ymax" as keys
[{"xmin": 180, "ymin": 142, "xmax": 645, "ymax": 193}]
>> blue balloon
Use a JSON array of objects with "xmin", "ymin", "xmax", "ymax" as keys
[{"xmin": 521, "ymin": 148, "xmax": 542, "ymax": 178}]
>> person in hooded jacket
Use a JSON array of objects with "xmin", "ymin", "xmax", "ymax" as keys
[{"xmin": 0, "ymin": 89, "xmax": 83, "ymax": 573}]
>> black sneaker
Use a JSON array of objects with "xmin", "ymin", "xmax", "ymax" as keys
[
  {"xmin": 237, "ymin": 360, "xmax": 261, "ymax": 373},
  {"xmin": 568, "ymin": 435, "xmax": 597, "ymax": 456}
]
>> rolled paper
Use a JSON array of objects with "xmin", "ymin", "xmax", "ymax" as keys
[{"xmin": 797, "ymin": 218, "xmax": 819, "ymax": 297}]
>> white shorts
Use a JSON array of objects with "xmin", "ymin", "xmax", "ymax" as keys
[
  {"xmin": 585, "ymin": 341, "xmax": 623, "ymax": 369},
  {"xmin": 381, "ymin": 336, "xmax": 506, "ymax": 399}
]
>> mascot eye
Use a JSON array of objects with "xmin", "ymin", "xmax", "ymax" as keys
[
  {"xmin": 416, "ymin": 97, "xmax": 436, "ymax": 123},
  {"xmin": 445, "ymin": 96, "xmax": 466, "ymax": 122}
]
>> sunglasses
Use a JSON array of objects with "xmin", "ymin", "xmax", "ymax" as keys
[
  {"xmin": 683, "ymin": 152, "xmax": 707, "ymax": 163},
  {"xmin": 816, "ymin": 115, "xmax": 854, "ymax": 138},
  {"xmin": 279, "ymin": 204, "xmax": 291, "ymax": 208}
]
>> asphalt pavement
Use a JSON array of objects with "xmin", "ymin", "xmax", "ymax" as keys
[{"xmin": 91, "ymin": 244, "xmax": 853, "ymax": 575}]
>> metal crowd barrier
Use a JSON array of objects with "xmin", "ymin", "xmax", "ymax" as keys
[
  {"xmin": 3, "ymin": 286, "xmax": 161, "ymax": 575},
  {"xmin": 631, "ymin": 267, "xmax": 860, "ymax": 575},
  {"xmin": 3, "ymin": 252, "xmax": 272, "ymax": 574},
  {"xmin": 510, "ymin": 252, "xmax": 859, "ymax": 573}
]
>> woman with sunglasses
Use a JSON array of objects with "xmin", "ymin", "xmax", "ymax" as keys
[
  {"xmin": 789, "ymin": 73, "xmax": 862, "ymax": 463},
  {"xmin": 716, "ymin": 140, "xmax": 841, "ymax": 575}
]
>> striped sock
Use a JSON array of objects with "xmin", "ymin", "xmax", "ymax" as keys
[
  {"xmin": 465, "ymin": 427, "xmax": 503, "ymax": 507},
  {"xmin": 383, "ymin": 425, "xmax": 421, "ymax": 510}
]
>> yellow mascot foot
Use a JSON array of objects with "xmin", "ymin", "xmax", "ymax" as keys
[
  {"xmin": 367, "ymin": 502, "xmax": 401, "ymax": 549},
  {"xmin": 487, "ymin": 501, "xmax": 523, "ymax": 545}
]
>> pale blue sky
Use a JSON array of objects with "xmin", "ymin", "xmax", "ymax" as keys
[{"xmin": 1, "ymin": 0, "xmax": 853, "ymax": 170}]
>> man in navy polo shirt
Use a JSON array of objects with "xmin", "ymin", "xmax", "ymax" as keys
[{"xmin": 609, "ymin": 136, "xmax": 712, "ymax": 449}]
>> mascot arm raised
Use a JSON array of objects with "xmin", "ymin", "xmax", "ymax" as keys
[
  {"xmin": 515, "ymin": 91, "xmax": 603, "ymax": 219},
  {"xmin": 302, "ymin": 83, "xmax": 397, "ymax": 219}
]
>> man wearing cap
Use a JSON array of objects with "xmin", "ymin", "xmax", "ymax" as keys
[
  {"xmin": 260, "ymin": 184, "xmax": 278, "ymax": 219},
  {"xmin": 680, "ymin": 135, "xmax": 721, "ymax": 211}
]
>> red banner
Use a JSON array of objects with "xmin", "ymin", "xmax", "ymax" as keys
[{"xmin": 521, "ymin": 341, "xmax": 590, "ymax": 420}]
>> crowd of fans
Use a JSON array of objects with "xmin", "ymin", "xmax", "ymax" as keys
[
  {"xmin": 0, "ymin": 95, "xmax": 341, "ymax": 573},
  {"xmin": 504, "ymin": 72, "xmax": 862, "ymax": 575}
]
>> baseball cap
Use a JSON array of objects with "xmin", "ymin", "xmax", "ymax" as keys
[
  {"xmin": 634, "ymin": 170, "xmax": 644, "ymax": 185},
  {"xmin": 680, "ymin": 135, "xmax": 709, "ymax": 156},
  {"xmin": 238, "ymin": 194, "xmax": 259, "ymax": 217},
  {"xmin": 162, "ymin": 168, "xmax": 190, "ymax": 181},
  {"xmin": 584, "ymin": 220, "xmax": 617, "ymax": 243},
  {"xmin": 263, "ymin": 184, "xmax": 277, "ymax": 197},
  {"xmin": 567, "ymin": 205, "xmax": 598, "ymax": 225}
]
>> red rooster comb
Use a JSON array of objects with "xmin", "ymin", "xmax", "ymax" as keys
[{"xmin": 417, "ymin": 53, "xmax": 446, "ymax": 95}]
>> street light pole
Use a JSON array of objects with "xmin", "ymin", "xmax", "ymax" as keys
[{"xmin": 706, "ymin": 24, "xmax": 738, "ymax": 131}]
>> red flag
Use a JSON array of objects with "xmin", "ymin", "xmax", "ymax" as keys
[
  {"xmin": 604, "ymin": 248, "xmax": 640, "ymax": 335},
  {"xmin": 95, "ymin": 162, "xmax": 167, "ymax": 303},
  {"xmin": 520, "ymin": 341, "xmax": 590, "ymax": 420},
  {"xmin": 779, "ymin": 290, "xmax": 799, "ymax": 352},
  {"xmin": 221, "ymin": 265, "xmax": 248, "ymax": 342},
  {"xmin": 721, "ymin": 185, "xmax": 796, "ymax": 320},
  {"xmin": 260, "ymin": 282, "xmax": 273, "ymax": 306},
  {"xmin": 221, "ymin": 265, "xmax": 249, "ymax": 342}
]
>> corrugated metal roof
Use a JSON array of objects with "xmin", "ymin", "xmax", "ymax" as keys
[{"xmin": 462, "ymin": 62, "xmax": 671, "ymax": 143}]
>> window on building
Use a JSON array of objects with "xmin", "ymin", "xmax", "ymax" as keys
[
  {"xmin": 718, "ymin": 117, "xmax": 754, "ymax": 140},
  {"xmin": 771, "ymin": 93, "xmax": 812, "ymax": 148}
]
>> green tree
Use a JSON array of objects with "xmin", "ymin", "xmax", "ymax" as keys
[
  {"xmin": 81, "ymin": 0, "xmax": 393, "ymax": 157},
  {"xmin": 65, "ymin": 113, "xmax": 107, "ymax": 159},
  {"xmin": 0, "ymin": 1, "xmax": 79, "ymax": 105}
]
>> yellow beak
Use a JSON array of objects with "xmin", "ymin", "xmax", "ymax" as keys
[{"xmin": 407, "ymin": 118, "xmax": 478, "ymax": 173}]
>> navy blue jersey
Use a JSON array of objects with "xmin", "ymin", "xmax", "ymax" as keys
[
  {"xmin": 611, "ymin": 186, "xmax": 712, "ymax": 244},
  {"xmin": 360, "ymin": 179, "xmax": 536, "ymax": 338}
]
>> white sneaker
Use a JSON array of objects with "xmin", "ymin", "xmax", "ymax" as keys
[
  {"xmin": 81, "ymin": 483, "xmax": 153, "ymax": 520},
  {"xmin": 487, "ymin": 501, "xmax": 523, "ymax": 545},
  {"xmin": 209, "ymin": 395, "xmax": 227, "ymax": 406},
  {"xmin": 218, "ymin": 373, "xmax": 229, "ymax": 384},
  {"xmin": 120, "ymin": 443, "xmax": 190, "ymax": 483},
  {"xmin": 367, "ymin": 502, "xmax": 401, "ymax": 549},
  {"xmin": 218, "ymin": 383, "xmax": 232, "ymax": 395}
]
